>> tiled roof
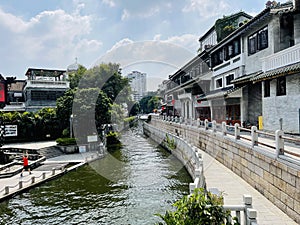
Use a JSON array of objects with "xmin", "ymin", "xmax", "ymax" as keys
[
  {"xmin": 251, "ymin": 62, "xmax": 300, "ymax": 82},
  {"xmin": 231, "ymin": 71, "xmax": 263, "ymax": 84},
  {"xmin": 197, "ymin": 86, "xmax": 243, "ymax": 101}
]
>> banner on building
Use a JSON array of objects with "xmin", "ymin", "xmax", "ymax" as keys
[
  {"xmin": 4, "ymin": 125, "xmax": 18, "ymax": 137},
  {"xmin": 0, "ymin": 82, "xmax": 6, "ymax": 103}
]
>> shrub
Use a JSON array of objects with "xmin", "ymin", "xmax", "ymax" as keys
[
  {"xmin": 156, "ymin": 188, "xmax": 240, "ymax": 225},
  {"xmin": 62, "ymin": 128, "xmax": 70, "ymax": 137},
  {"xmin": 165, "ymin": 134, "xmax": 176, "ymax": 150},
  {"xmin": 56, "ymin": 137, "xmax": 77, "ymax": 146},
  {"xmin": 106, "ymin": 131, "xmax": 121, "ymax": 146}
]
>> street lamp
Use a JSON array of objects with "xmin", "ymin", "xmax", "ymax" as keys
[{"xmin": 70, "ymin": 114, "xmax": 74, "ymax": 138}]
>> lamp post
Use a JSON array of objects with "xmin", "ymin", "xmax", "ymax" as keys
[{"xmin": 70, "ymin": 114, "xmax": 74, "ymax": 138}]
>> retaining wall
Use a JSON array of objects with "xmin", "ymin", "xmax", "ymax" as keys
[
  {"xmin": 149, "ymin": 118, "xmax": 300, "ymax": 224},
  {"xmin": 143, "ymin": 122, "xmax": 205, "ymax": 190}
]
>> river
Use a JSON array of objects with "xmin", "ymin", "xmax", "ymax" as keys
[{"xmin": 0, "ymin": 129, "xmax": 192, "ymax": 225}]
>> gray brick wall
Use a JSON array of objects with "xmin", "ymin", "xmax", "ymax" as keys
[{"xmin": 150, "ymin": 119, "xmax": 300, "ymax": 223}]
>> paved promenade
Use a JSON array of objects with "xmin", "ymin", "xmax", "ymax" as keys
[
  {"xmin": 0, "ymin": 141, "xmax": 101, "ymax": 203},
  {"xmin": 201, "ymin": 148, "xmax": 298, "ymax": 225}
]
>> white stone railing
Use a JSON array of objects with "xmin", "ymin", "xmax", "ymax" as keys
[
  {"xmin": 213, "ymin": 53, "xmax": 245, "ymax": 76},
  {"xmin": 144, "ymin": 122, "xmax": 258, "ymax": 225},
  {"xmin": 262, "ymin": 43, "xmax": 300, "ymax": 72},
  {"xmin": 24, "ymin": 80, "xmax": 70, "ymax": 89},
  {"xmin": 222, "ymin": 195, "xmax": 258, "ymax": 225},
  {"xmin": 178, "ymin": 92, "xmax": 192, "ymax": 100},
  {"xmin": 157, "ymin": 116, "xmax": 300, "ymax": 163}
]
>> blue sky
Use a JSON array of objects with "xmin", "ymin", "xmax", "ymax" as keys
[{"xmin": 0, "ymin": 0, "xmax": 267, "ymax": 90}]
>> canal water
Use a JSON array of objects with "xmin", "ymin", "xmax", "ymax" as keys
[{"xmin": 0, "ymin": 129, "xmax": 192, "ymax": 225}]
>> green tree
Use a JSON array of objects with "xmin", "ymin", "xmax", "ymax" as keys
[
  {"xmin": 56, "ymin": 88, "xmax": 76, "ymax": 131},
  {"xmin": 56, "ymin": 63, "xmax": 132, "ymax": 138},
  {"xmin": 109, "ymin": 103, "xmax": 125, "ymax": 127},
  {"xmin": 72, "ymin": 88, "xmax": 111, "ymax": 142},
  {"xmin": 139, "ymin": 95, "xmax": 161, "ymax": 114},
  {"xmin": 81, "ymin": 63, "xmax": 131, "ymax": 103},
  {"xmin": 128, "ymin": 101, "xmax": 140, "ymax": 116},
  {"xmin": 35, "ymin": 108, "xmax": 61, "ymax": 139},
  {"xmin": 68, "ymin": 64, "xmax": 87, "ymax": 89}
]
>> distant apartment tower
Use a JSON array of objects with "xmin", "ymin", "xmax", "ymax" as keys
[{"xmin": 126, "ymin": 71, "xmax": 147, "ymax": 102}]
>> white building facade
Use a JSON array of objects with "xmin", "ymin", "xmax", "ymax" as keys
[
  {"xmin": 160, "ymin": 0, "xmax": 300, "ymax": 134},
  {"xmin": 126, "ymin": 71, "xmax": 147, "ymax": 102}
]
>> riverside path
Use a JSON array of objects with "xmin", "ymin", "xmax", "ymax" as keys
[
  {"xmin": 202, "ymin": 150, "xmax": 298, "ymax": 225},
  {"xmin": 148, "ymin": 117, "xmax": 300, "ymax": 225},
  {"xmin": 0, "ymin": 141, "xmax": 101, "ymax": 203}
]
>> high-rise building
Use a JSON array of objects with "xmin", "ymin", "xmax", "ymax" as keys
[{"xmin": 126, "ymin": 71, "xmax": 147, "ymax": 102}]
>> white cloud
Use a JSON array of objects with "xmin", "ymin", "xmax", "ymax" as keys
[
  {"xmin": 153, "ymin": 34, "xmax": 162, "ymax": 41},
  {"xmin": 0, "ymin": 8, "xmax": 28, "ymax": 33},
  {"xmin": 121, "ymin": 9, "xmax": 130, "ymax": 21},
  {"xmin": 121, "ymin": 7, "xmax": 160, "ymax": 21},
  {"xmin": 183, "ymin": 0, "xmax": 230, "ymax": 19},
  {"xmin": 92, "ymin": 36, "xmax": 196, "ymax": 72},
  {"xmin": 162, "ymin": 34, "xmax": 199, "ymax": 53},
  {"xmin": 102, "ymin": 0, "xmax": 116, "ymax": 7},
  {"xmin": 0, "ymin": 4, "xmax": 103, "ymax": 76}
]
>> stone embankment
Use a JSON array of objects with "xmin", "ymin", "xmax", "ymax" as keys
[
  {"xmin": 143, "ymin": 122, "xmax": 260, "ymax": 225},
  {"xmin": 149, "ymin": 117, "xmax": 300, "ymax": 224}
]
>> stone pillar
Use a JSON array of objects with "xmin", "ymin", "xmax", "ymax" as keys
[
  {"xmin": 204, "ymin": 119, "xmax": 209, "ymax": 130},
  {"xmin": 275, "ymin": 130, "xmax": 284, "ymax": 156},
  {"xmin": 222, "ymin": 121, "xmax": 227, "ymax": 135},
  {"xmin": 235, "ymin": 123, "xmax": 240, "ymax": 140},
  {"xmin": 4, "ymin": 186, "xmax": 9, "ymax": 195},
  {"xmin": 212, "ymin": 120, "xmax": 217, "ymax": 132},
  {"xmin": 246, "ymin": 209, "xmax": 257, "ymax": 225},
  {"xmin": 251, "ymin": 126, "xmax": 258, "ymax": 147},
  {"xmin": 19, "ymin": 181, "xmax": 23, "ymax": 189},
  {"xmin": 294, "ymin": 13, "xmax": 300, "ymax": 45},
  {"xmin": 272, "ymin": 16, "xmax": 281, "ymax": 53}
]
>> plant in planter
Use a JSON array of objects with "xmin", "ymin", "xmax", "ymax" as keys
[
  {"xmin": 156, "ymin": 188, "xmax": 240, "ymax": 225},
  {"xmin": 56, "ymin": 137, "xmax": 78, "ymax": 153}
]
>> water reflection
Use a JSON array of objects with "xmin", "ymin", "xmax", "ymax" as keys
[{"xmin": 0, "ymin": 131, "xmax": 191, "ymax": 225}]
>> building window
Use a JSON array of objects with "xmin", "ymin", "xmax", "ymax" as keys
[
  {"xmin": 225, "ymin": 74, "xmax": 234, "ymax": 86},
  {"xmin": 248, "ymin": 33, "xmax": 257, "ymax": 54},
  {"xmin": 233, "ymin": 39, "xmax": 240, "ymax": 56},
  {"xmin": 216, "ymin": 78, "xmax": 223, "ymax": 88},
  {"xmin": 276, "ymin": 76, "xmax": 286, "ymax": 96},
  {"xmin": 257, "ymin": 27, "xmax": 268, "ymax": 50},
  {"xmin": 264, "ymin": 80, "xmax": 270, "ymax": 97},
  {"xmin": 248, "ymin": 26, "xmax": 268, "ymax": 55}
]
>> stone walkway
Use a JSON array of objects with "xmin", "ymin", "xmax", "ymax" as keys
[
  {"xmin": 202, "ymin": 150, "xmax": 298, "ymax": 225},
  {"xmin": 0, "ymin": 142, "xmax": 101, "ymax": 203}
]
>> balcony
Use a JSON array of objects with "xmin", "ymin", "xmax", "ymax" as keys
[
  {"xmin": 178, "ymin": 93, "xmax": 192, "ymax": 100},
  {"xmin": 213, "ymin": 53, "xmax": 245, "ymax": 76},
  {"xmin": 24, "ymin": 80, "xmax": 70, "ymax": 89},
  {"xmin": 262, "ymin": 43, "xmax": 300, "ymax": 72}
]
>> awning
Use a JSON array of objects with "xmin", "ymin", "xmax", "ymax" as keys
[
  {"xmin": 251, "ymin": 62, "xmax": 300, "ymax": 83},
  {"xmin": 197, "ymin": 86, "xmax": 243, "ymax": 101},
  {"xmin": 231, "ymin": 71, "xmax": 263, "ymax": 84}
]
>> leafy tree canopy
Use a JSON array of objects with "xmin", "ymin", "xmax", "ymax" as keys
[{"xmin": 139, "ymin": 95, "xmax": 161, "ymax": 114}]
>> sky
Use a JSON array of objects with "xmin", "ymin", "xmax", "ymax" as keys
[{"xmin": 0, "ymin": 0, "xmax": 267, "ymax": 90}]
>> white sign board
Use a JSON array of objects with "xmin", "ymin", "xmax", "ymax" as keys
[
  {"xmin": 4, "ymin": 125, "xmax": 18, "ymax": 137},
  {"xmin": 79, "ymin": 145, "xmax": 86, "ymax": 153},
  {"xmin": 87, "ymin": 135, "xmax": 98, "ymax": 142}
]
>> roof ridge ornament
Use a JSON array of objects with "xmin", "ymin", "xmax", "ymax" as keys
[{"xmin": 265, "ymin": 1, "xmax": 280, "ymax": 8}]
